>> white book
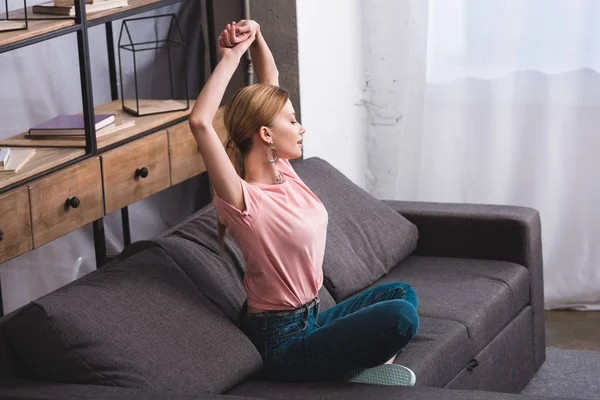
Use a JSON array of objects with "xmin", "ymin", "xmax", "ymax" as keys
[
  {"xmin": 0, "ymin": 149, "xmax": 36, "ymax": 174},
  {"xmin": 0, "ymin": 148, "xmax": 10, "ymax": 167}
]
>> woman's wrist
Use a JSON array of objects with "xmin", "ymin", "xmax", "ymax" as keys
[
  {"xmin": 251, "ymin": 26, "xmax": 263, "ymax": 46},
  {"xmin": 221, "ymin": 51, "xmax": 242, "ymax": 64}
]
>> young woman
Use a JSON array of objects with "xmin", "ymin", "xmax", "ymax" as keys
[{"xmin": 188, "ymin": 19, "xmax": 419, "ymax": 385}]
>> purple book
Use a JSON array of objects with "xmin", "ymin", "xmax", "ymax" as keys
[{"xmin": 28, "ymin": 114, "xmax": 115, "ymax": 136}]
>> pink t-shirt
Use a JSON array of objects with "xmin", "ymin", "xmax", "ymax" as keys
[{"xmin": 212, "ymin": 157, "xmax": 329, "ymax": 310}]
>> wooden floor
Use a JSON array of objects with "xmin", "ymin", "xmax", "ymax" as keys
[{"xmin": 545, "ymin": 310, "xmax": 600, "ymax": 351}]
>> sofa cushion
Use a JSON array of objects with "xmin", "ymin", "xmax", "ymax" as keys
[
  {"xmin": 3, "ymin": 246, "xmax": 262, "ymax": 395},
  {"xmin": 396, "ymin": 316, "xmax": 473, "ymax": 387},
  {"xmin": 122, "ymin": 206, "xmax": 337, "ymax": 322},
  {"xmin": 291, "ymin": 157, "xmax": 419, "ymax": 301},
  {"xmin": 368, "ymin": 256, "xmax": 530, "ymax": 353},
  {"xmin": 121, "ymin": 206, "xmax": 248, "ymax": 322},
  {"xmin": 0, "ymin": 309, "xmax": 23, "ymax": 378},
  {"xmin": 0, "ymin": 377, "xmax": 260, "ymax": 400},
  {"xmin": 227, "ymin": 379, "xmax": 547, "ymax": 400}
]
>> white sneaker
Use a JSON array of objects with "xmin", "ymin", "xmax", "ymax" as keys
[{"xmin": 344, "ymin": 364, "xmax": 416, "ymax": 386}]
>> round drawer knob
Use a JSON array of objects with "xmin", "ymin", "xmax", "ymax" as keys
[
  {"xmin": 135, "ymin": 167, "xmax": 149, "ymax": 179},
  {"xmin": 65, "ymin": 197, "xmax": 80, "ymax": 209},
  {"xmin": 0, "ymin": 229, "xmax": 4, "ymax": 242}
]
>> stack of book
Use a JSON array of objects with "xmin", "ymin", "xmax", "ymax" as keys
[
  {"xmin": 33, "ymin": 0, "xmax": 128, "ymax": 16},
  {"xmin": 27, "ymin": 114, "xmax": 116, "ymax": 138},
  {"xmin": 0, "ymin": 147, "xmax": 37, "ymax": 174}
]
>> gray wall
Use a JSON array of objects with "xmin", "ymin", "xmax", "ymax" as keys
[
  {"xmin": 250, "ymin": 0, "xmax": 301, "ymax": 120},
  {"xmin": 209, "ymin": 0, "xmax": 300, "ymax": 119},
  {"xmin": 212, "ymin": 0, "xmax": 246, "ymax": 101}
]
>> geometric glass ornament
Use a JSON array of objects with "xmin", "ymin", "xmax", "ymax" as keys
[
  {"xmin": 118, "ymin": 13, "xmax": 189, "ymax": 116},
  {"xmin": 0, "ymin": 0, "xmax": 28, "ymax": 33}
]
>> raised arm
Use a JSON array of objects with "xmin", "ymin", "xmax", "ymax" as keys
[
  {"xmin": 189, "ymin": 22, "xmax": 254, "ymax": 126},
  {"xmin": 188, "ymin": 25, "xmax": 256, "ymax": 213},
  {"xmin": 233, "ymin": 20, "xmax": 279, "ymax": 86}
]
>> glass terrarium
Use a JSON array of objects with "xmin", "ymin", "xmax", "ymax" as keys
[
  {"xmin": 118, "ymin": 14, "xmax": 189, "ymax": 117},
  {"xmin": 0, "ymin": 0, "xmax": 28, "ymax": 33}
]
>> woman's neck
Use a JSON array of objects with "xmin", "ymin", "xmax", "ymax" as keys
[{"xmin": 243, "ymin": 153, "xmax": 281, "ymax": 185}]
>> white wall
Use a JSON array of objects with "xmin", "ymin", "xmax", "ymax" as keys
[
  {"xmin": 296, "ymin": 0, "xmax": 368, "ymax": 188},
  {"xmin": 362, "ymin": 0, "xmax": 429, "ymax": 199},
  {"xmin": 296, "ymin": 1, "xmax": 428, "ymax": 197}
]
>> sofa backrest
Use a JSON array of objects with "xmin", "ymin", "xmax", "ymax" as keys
[
  {"xmin": 290, "ymin": 157, "xmax": 418, "ymax": 301},
  {"xmin": 1, "ymin": 246, "xmax": 263, "ymax": 396},
  {"xmin": 0, "ymin": 309, "xmax": 24, "ymax": 378}
]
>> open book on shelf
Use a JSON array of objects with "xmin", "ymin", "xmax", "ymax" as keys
[
  {"xmin": 32, "ymin": 0, "xmax": 128, "ymax": 16},
  {"xmin": 0, "ymin": 149, "xmax": 36, "ymax": 174}
]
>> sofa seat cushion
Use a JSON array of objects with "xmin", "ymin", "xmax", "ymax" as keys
[
  {"xmin": 366, "ymin": 256, "xmax": 530, "ymax": 353},
  {"xmin": 4, "ymin": 247, "xmax": 262, "ymax": 395},
  {"xmin": 396, "ymin": 316, "xmax": 472, "ymax": 387},
  {"xmin": 0, "ymin": 377, "xmax": 259, "ymax": 400},
  {"xmin": 291, "ymin": 157, "xmax": 419, "ymax": 301},
  {"xmin": 227, "ymin": 379, "xmax": 547, "ymax": 400}
]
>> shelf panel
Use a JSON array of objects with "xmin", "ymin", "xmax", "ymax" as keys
[
  {"xmin": 0, "ymin": 148, "xmax": 85, "ymax": 191},
  {"xmin": 0, "ymin": 0, "xmax": 181, "ymax": 53},
  {"xmin": 95, "ymin": 99, "xmax": 193, "ymax": 150},
  {"xmin": 0, "ymin": 18, "xmax": 75, "ymax": 53},
  {"xmin": 87, "ymin": 0, "xmax": 182, "ymax": 26},
  {"xmin": 0, "ymin": 99, "xmax": 194, "ymax": 150}
]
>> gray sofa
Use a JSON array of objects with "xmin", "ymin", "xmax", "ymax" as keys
[{"xmin": 0, "ymin": 157, "xmax": 553, "ymax": 399}]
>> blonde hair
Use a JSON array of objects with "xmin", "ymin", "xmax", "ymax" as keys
[{"xmin": 217, "ymin": 83, "xmax": 289, "ymax": 251}]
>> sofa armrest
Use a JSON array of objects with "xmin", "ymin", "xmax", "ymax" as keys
[
  {"xmin": 0, "ymin": 377, "xmax": 260, "ymax": 400},
  {"xmin": 381, "ymin": 200, "xmax": 546, "ymax": 369}
]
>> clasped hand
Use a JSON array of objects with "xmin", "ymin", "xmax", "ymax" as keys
[{"xmin": 218, "ymin": 20, "xmax": 260, "ymax": 58}]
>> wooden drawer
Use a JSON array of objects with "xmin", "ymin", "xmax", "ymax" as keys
[
  {"xmin": 102, "ymin": 131, "xmax": 170, "ymax": 214},
  {"xmin": 0, "ymin": 187, "xmax": 33, "ymax": 263},
  {"xmin": 29, "ymin": 157, "xmax": 104, "ymax": 248}
]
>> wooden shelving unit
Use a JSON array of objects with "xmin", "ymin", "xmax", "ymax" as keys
[
  {"xmin": 0, "ymin": 0, "xmax": 183, "ymax": 53},
  {"xmin": 0, "ymin": 0, "xmax": 218, "ymax": 316}
]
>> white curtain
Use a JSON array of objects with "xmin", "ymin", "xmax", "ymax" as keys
[
  {"xmin": 364, "ymin": 0, "xmax": 600, "ymax": 309},
  {"xmin": 383, "ymin": 0, "xmax": 600, "ymax": 310}
]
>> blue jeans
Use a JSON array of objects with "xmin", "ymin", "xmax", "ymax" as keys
[{"xmin": 236, "ymin": 282, "xmax": 419, "ymax": 382}]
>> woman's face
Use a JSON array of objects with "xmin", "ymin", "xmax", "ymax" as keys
[{"xmin": 266, "ymin": 99, "xmax": 305, "ymax": 159}]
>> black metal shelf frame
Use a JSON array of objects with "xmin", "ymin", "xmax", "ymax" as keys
[{"xmin": 0, "ymin": 0, "xmax": 216, "ymax": 284}]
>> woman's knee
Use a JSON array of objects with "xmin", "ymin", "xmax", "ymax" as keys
[
  {"xmin": 401, "ymin": 283, "xmax": 418, "ymax": 310},
  {"xmin": 378, "ymin": 282, "xmax": 418, "ymax": 310},
  {"xmin": 377, "ymin": 299, "xmax": 419, "ymax": 341}
]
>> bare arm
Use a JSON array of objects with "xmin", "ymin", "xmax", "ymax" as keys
[
  {"xmin": 188, "ymin": 27, "xmax": 257, "ymax": 213},
  {"xmin": 188, "ymin": 52, "xmax": 240, "ymax": 128},
  {"xmin": 250, "ymin": 28, "xmax": 279, "ymax": 86},
  {"xmin": 233, "ymin": 20, "xmax": 279, "ymax": 86}
]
